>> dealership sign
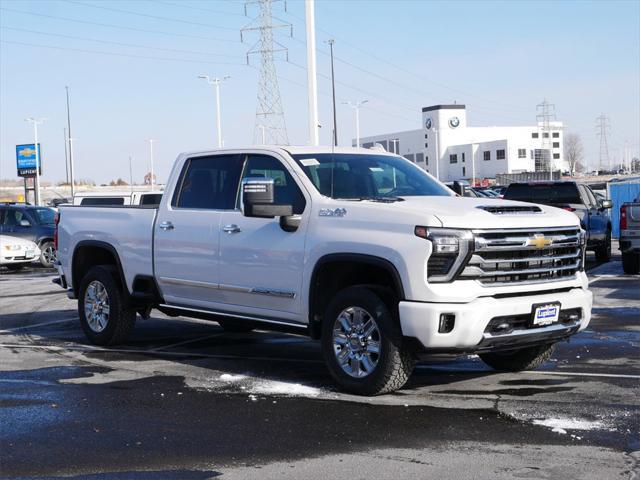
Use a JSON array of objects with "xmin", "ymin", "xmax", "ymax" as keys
[{"xmin": 16, "ymin": 144, "xmax": 42, "ymax": 177}]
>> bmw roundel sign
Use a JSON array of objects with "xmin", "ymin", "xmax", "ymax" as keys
[
  {"xmin": 449, "ymin": 116, "xmax": 460, "ymax": 128},
  {"xmin": 425, "ymin": 117, "xmax": 432, "ymax": 130}
]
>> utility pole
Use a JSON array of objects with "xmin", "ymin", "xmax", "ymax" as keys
[
  {"xmin": 343, "ymin": 100, "xmax": 367, "ymax": 147},
  {"xmin": 596, "ymin": 114, "xmax": 610, "ymax": 172},
  {"xmin": 128, "ymin": 155, "xmax": 134, "ymax": 196},
  {"xmin": 471, "ymin": 143, "xmax": 476, "ymax": 186},
  {"xmin": 304, "ymin": 0, "xmax": 319, "ymax": 146},
  {"xmin": 536, "ymin": 98, "xmax": 556, "ymax": 180},
  {"xmin": 242, "ymin": 0, "xmax": 291, "ymax": 145},
  {"xmin": 433, "ymin": 127, "xmax": 440, "ymax": 180},
  {"xmin": 198, "ymin": 75, "xmax": 230, "ymax": 148},
  {"xmin": 25, "ymin": 117, "xmax": 45, "ymax": 206},
  {"xmin": 148, "ymin": 139, "xmax": 155, "ymax": 189},
  {"xmin": 63, "ymin": 127, "xmax": 69, "ymax": 185},
  {"xmin": 327, "ymin": 39, "xmax": 338, "ymax": 146},
  {"xmin": 390, "ymin": 139, "xmax": 399, "ymax": 154},
  {"xmin": 65, "ymin": 86, "xmax": 75, "ymax": 198}
]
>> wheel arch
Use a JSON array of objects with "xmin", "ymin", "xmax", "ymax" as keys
[{"xmin": 72, "ymin": 241, "xmax": 128, "ymax": 297}]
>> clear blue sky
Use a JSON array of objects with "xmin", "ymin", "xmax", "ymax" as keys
[{"xmin": 1, "ymin": 0, "xmax": 638, "ymax": 184}]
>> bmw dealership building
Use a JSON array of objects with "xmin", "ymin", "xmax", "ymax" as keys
[{"xmin": 358, "ymin": 104, "xmax": 566, "ymax": 183}]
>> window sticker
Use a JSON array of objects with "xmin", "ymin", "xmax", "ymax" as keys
[{"xmin": 300, "ymin": 158, "xmax": 320, "ymax": 167}]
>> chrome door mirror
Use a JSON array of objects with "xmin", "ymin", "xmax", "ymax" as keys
[{"xmin": 601, "ymin": 199, "xmax": 613, "ymax": 209}]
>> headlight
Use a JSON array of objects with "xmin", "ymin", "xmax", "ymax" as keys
[
  {"xmin": 4, "ymin": 244, "xmax": 21, "ymax": 251},
  {"xmin": 415, "ymin": 227, "xmax": 474, "ymax": 282}
]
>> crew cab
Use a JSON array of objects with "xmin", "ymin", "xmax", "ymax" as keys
[
  {"xmin": 620, "ymin": 197, "xmax": 640, "ymax": 274},
  {"xmin": 503, "ymin": 181, "xmax": 612, "ymax": 262},
  {"xmin": 55, "ymin": 147, "xmax": 592, "ymax": 395}
]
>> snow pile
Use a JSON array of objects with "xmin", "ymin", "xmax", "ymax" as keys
[
  {"xmin": 219, "ymin": 374, "xmax": 246, "ymax": 382},
  {"xmin": 252, "ymin": 380, "xmax": 321, "ymax": 397},
  {"xmin": 532, "ymin": 417, "xmax": 605, "ymax": 433}
]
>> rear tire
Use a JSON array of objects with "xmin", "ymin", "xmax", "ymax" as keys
[
  {"xmin": 622, "ymin": 252, "xmax": 640, "ymax": 274},
  {"xmin": 321, "ymin": 286, "xmax": 414, "ymax": 396},
  {"xmin": 594, "ymin": 230, "xmax": 611, "ymax": 262},
  {"xmin": 78, "ymin": 265, "xmax": 136, "ymax": 346},
  {"xmin": 39, "ymin": 241, "xmax": 56, "ymax": 268},
  {"xmin": 480, "ymin": 343, "xmax": 555, "ymax": 372}
]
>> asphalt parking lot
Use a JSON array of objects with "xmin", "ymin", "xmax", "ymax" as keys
[{"xmin": 1, "ymin": 249, "xmax": 638, "ymax": 479}]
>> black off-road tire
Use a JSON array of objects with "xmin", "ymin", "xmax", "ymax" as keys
[
  {"xmin": 219, "ymin": 320, "xmax": 255, "ymax": 333},
  {"xmin": 78, "ymin": 265, "xmax": 136, "ymax": 346},
  {"xmin": 594, "ymin": 230, "xmax": 611, "ymax": 262},
  {"xmin": 480, "ymin": 343, "xmax": 556, "ymax": 372},
  {"xmin": 321, "ymin": 286, "xmax": 415, "ymax": 396},
  {"xmin": 622, "ymin": 252, "xmax": 640, "ymax": 274}
]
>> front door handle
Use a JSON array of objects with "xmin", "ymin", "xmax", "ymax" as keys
[
  {"xmin": 223, "ymin": 224, "xmax": 241, "ymax": 234},
  {"xmin": 159, "ymin": 221, "xmax": 174, "ymax": 231}
]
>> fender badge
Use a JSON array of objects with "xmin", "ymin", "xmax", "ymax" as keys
[{"xmin": 319, "ymin": 208, "xmax": 347, "ymax": 217}]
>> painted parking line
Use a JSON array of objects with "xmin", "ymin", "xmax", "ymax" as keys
[
  {"xmin": 0, "ymin": 318, "xmax": 76, "ymax": 334},
  {"xmin": 530, "ymin": 370, "xmax": 640, "ymax": 380}
]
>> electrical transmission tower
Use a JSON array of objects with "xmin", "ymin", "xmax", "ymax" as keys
[
  {"xmin": 536, "ymin": 99, "xmax": 556, "ymax": 179},
  {"xmin": 242, "ymin": 0, "xmax": 291, "ymax": 145},
  {"xmin": 595, "ymin": 114, "xmax": 610, "ymax": 171}
]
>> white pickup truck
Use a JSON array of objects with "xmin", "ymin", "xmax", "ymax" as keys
[{"xmin": 55, "ymin": 147, "xmax": 592, "ymax": 395}]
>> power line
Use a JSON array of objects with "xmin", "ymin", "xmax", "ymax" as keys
[
  {"xmin": 0, "ymin": 7, "xmax": 240, "ymax": 43},
  {"xmin": 1, "ymin": 40, "xmax": 245, "ymax": 66},
  {"xmin": 154, "ymin": 0, "xmax": 246, "ymax": 17},
  {"xmin": 63, "ymin": 0, "xmax": 238, "ymax": 30},
  {"xmin": 0, "ymin": 26, "xmax": 242, "ymax": 59}
]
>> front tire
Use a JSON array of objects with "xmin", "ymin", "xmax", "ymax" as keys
[
  {"xmin": 594, "ymin": 230, "xmax": 611, "ymax": 262},
  {"xmin": 39, "ymin": 240, "xmax": 57, "ymax": 268},
  {"xmin": 321, "ymin": 286, "xmax": 414, "ymax": 396},
  {"xmin": 480, "ymin": 343, "xmax": 555, "ymax": 372},
  {"xmin": 622, "ymin": 252, "xmax": 640, "ymax": 274},
  {"xmin": 78, "ymin": 265, "xmax": 136, "ymax": 346}
]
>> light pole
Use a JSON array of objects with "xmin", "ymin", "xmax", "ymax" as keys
[
  {"xmin": 198, "ymin": 75, "xmax": 230, "ymax": 148},
  {"xmin": 471, "ymin": 143, "xmax": 476, "ymax": 186},
  {"xmin": 390, "ymin": 138, "xmax": 399, "ymax": 154},
  {"xmin": 433, "ymin": 127, "xmax": 440, "ymax": 180},
  {"xmin": 343, "ymin": 100, "xmax": 368, "ymax": 147},
  {"xmin": 326, "ymin": 39, "xmax": 338, "ymax": 146},
  {"xmin": 65, "ymin": 86, "xmax": 75, "ymax": 198},
  {"xmin": 258, "ymin": 125, "xmax": 266, "ymax": 144},
  {"xmin": 148, "ymin": 139, "xmax": 155, "ymax": 189},
  {"xmin": 25, "ymin": 117, "xmax": 45, "ymax": 206},
  {"xmin": 305, "ymin": 0, "xmax": 319, "ymax": 146}
]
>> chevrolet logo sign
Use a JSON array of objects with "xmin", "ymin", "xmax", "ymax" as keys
[
  {"xmin": 19, "ymin": 147, "xmax": 36, "ymax": 157},
  {"xmin": 527, "ymin": 234, "xmax": 552, "ymax": 249}
]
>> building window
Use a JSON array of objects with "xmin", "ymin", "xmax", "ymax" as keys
[
  {"xmin": 553, "ymin": 142, "xmax": 560, "ymax": 148},
  {"xmin": 552, "ymin": 132, "xmax": 559, "ymax": 138},
  {"xmin": 362, "ymin": 142, "xmax": 374, "ymax": 149},
  {"xmin": 518, "ymin": 148, "xmax": 526, "ymax": 158},
  {"xmin": 415, "ymin": 152, "xmax": 424, "ymax": 164},
  {"xmin": 462, "ymin": 152, "xmax": 466, "ymax": 163},
  {"xmin": 483, "ymin": 151, "xmax": 491, "ymax": 161},
  {"xmin": 403, "ymin": 154, "xmax": 415, "ymax": 163},
  {"xmin": 425, "ymin": 156, "xmax": 428, "ymax": 165},
  {"xmin": 532, "ymin": 132, "xmax": 539, "ymax": 139},
  {"xmin": 449, "ymin": 154, "xmax": 458, "ymax": 164},
  {"xmin": 462, "ymin": 167, "xmax": 466, "ymax": 176},
  {"xmin": 389, "ymin": 139, "xmax": 400, "ymax": 154},
  {"xmin": 496, "ymin": 149, "xmax": 506, "ymax": 160},
  {"xmin": 425, "ymin": 143, "xmax": 428, "ymax": 148},
  {"xmin": 553, "ymin": 153, "xmax": 560, "ymax": 159},
  {"xmin": 542, "ymin": 132, "xmax": 549, "ymax": 138},
  {"xmin": 424, "ymin": 134, "xmax": 428, "ymax": 139}
]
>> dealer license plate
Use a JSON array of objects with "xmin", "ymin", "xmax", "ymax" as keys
[
  {"xmin": 25, "ymin": 250, "xmax": 35, "ymax": 258},
  {"xmin": 533, "ymin": 303, "xmax": 560, "ymax": 326}
]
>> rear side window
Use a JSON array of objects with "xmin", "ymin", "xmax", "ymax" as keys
[
  {"xmin": 174, "ymin": 154, "xmax": 244, "ymax": 210},
  {"xmin": 139, "ymin": 194, "xmax": 162, "ymax": 206},
  {"xmin": 504, "ymin": 183, "xmax": 582, "ymax": 205},
  {"xmin": 241, "ymin": 155, "xmax": 306, "ymax": 214},
  {"xmin": 80, "ymin": 197, "xmax": 125, "ymax": 206}
]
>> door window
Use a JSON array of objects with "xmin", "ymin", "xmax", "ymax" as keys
[
  {"xmin": 585, "ymin": 187, "xmax": 600, "ymax": 208},
  {"xmin": 173, "ymin": 154, "xmax": 245, "ymax": 210},
  {"xmin": 578, "ymin": 185, "xmax": 593, "ymax": 208},
  {"xmin": 2, "ymin": 209, "xmax": 28, "ymax": 226},
  {"xmin": 240, "ymin": 155, "xmax": 306, "ymax": 214}
]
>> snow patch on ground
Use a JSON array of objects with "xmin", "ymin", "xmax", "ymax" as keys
[
  {"xmin": 219, "ymin": 374, "xmax": 246, "ymax": 382},
  {"xmin": 532, "ymin": 418, "xmax": 605, "ymax": 431},
  {"xmin": 251, "ymin": 380, "xmax": 321, "ymax": 397}
]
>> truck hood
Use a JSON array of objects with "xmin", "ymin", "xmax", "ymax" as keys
[{"xmin": 390, "ymin": 196, "xmax": 580, "ymax": 229}]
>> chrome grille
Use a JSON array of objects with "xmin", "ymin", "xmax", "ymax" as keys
[{"xmin": 460, "ymin": 227, "xmax": 583, "ymax": 286}]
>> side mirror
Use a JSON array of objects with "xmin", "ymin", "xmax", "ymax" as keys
[
  {"xmin": 19, "ymin": 219, "xmax": 31, "ymax": 227},
  {"xmin": 241, "ymin": 178, "xmax": 292, "ymax": 218},
  {"xmin": 601, "ymin": 199, "xmax": 613, "ymax": 209}
]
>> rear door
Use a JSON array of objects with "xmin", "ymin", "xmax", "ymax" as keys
[
  {"xmin": 217, "ymin": 153, "xmax": 309, "ymax": 319},
  {"xmin": 154, "ymin": 154, "xmax": 245, "ymax": 308},
  {"xmin": 585, "ymin": 186, "xmax": 607, "ymax": 242}
]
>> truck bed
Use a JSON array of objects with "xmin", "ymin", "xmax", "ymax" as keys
[{"xmin": 57, "ymin": 205, "xmax": 158, "ymax": 293}]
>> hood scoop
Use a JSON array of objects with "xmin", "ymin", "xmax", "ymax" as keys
[{"xmin": 478, "ymin": 205, "xmax": 542, "ymax": 215}]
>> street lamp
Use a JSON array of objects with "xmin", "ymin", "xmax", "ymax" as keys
[
  {"xmin": 148, "ymin": 139, "xmax": 155, "ymax": 189},
  {"xmin": 343, "ymin": 100, "xmax": 368, "ymax": 147},
  {"xmin": 25, "ymin": 117, "xmax": 46, "ymax": 206},
  {"xmin": 198, "ymin": 75, "xmax": 230, "ymax": 148}
]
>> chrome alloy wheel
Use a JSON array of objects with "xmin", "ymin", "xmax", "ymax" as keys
[
  {"xmin": 84, "ymin": 280, "xmax": 110, "ymax": 333},
  {"xmin": 42, "ymin": 245, "xmax": 57, "ymax": 265},
  {"xmin": 332, "ymin": 306, "xmax": 381, "ymax": 378}
]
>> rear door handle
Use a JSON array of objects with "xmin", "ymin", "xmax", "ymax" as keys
[
  {"xmin": 159, "ymin": 221, "xmax": 174, "ymax": 231},
  {"xmin": 223, "ymin": 224, "xmax": 241, "ymax": 234}
]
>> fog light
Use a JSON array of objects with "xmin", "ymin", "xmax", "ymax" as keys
[{"xmin": 438, "ymin": 313, "xmax": 455, "ymax": 333}]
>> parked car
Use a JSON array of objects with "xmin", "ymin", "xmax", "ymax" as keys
[
  {"xmin": 0, "ymin": 235, "xmax": 41, "ymax": 270},
  {"xmin": 73, "ymin": 190, "xmax": 163, "ymax": 206},
  {"xmin": 0, "ymin": 203, "xmax": 57, "ymax": 267},
  {"xmin": 55, "ymin": 147, "xmax": 592, "ymax": 395},
  {"xmin": 503, "ymin": 181, "xmax": 612, "ymax": 262},
  {"xmin": 620, "ymin": 197, "xmax": 640, "ymax": 274}
]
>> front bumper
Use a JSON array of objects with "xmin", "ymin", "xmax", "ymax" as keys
[{"xmin": 399, "ymin": 287, "xmax": 592, "ymax": 352}]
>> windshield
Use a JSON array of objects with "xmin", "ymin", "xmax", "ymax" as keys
[
  {"xmin": 504, "ymin": 183, "xmax": 581, "ymax": 205},
  {"xmin": 290, "ymin": 153, "xmax": 452, "ymax": 200},
  {"xmin": 31, "ymin": 207, "xmax": 56, "ymax": 224}
]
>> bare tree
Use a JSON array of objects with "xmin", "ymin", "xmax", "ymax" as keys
[{"xmin": 564, "ymin": 133, "xmax": 584, "ymax": 175}]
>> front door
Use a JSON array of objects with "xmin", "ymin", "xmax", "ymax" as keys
[
  {"xmin": 217, "ymin": 154, "xmax": 309, "ymax": 321},
  {"xmin": 154, "ymin": 153, "xmax": 245, "ymax": 308}
]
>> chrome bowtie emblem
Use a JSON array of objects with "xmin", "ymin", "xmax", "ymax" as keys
[{"xmin": 526, "ymin": 233, "xmax": 552, "ymax": 249}]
